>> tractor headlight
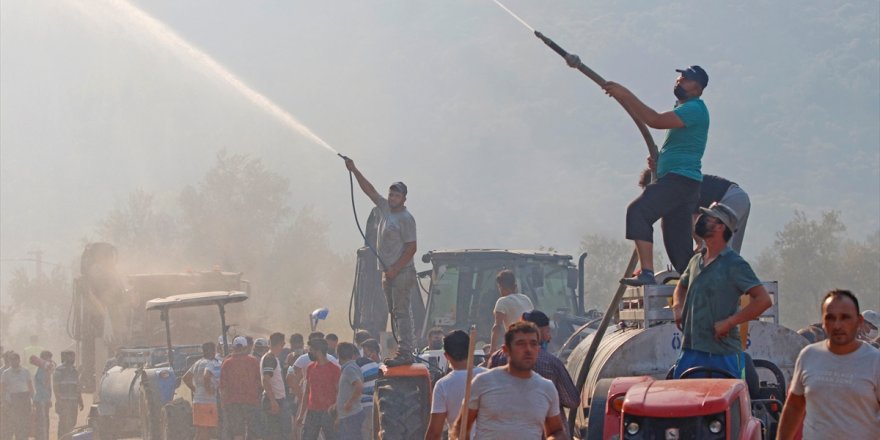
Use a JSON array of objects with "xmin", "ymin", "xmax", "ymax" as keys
[
  {"xmin": 626, "ymin": 421, "xmax": 640, "ymax": 435},
  {"xmin": 708, "ymin": 419, "xmax": 723, "ymax": 434}
]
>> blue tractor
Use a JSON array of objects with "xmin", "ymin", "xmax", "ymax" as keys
[{"xmin": 89, "ymin": 290, "xmax": 248, "ymax": 440}]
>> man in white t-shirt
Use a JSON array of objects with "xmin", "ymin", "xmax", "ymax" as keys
[
  {"xmin": 425, "ymin": 330, "xmax": 486, "ymax": 440},
  {"xmin": 455, "ymin": 322, "xmax": 567, "ymax": 440},
  {"xmin": 489, "ymin": 269, "xmax": 534, "ymax": 354},
  {"xmin": 778, "ymin": 290, "xmax": 880, "ymax": 440}
]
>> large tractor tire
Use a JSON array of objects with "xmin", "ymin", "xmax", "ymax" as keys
[
  {"xmin": 374, "ymin": 367, "xmax": 431, "ymax": 440},
  {"xmin": 162, "ymin": 398, "xmax": 194, "ymax": 440}
]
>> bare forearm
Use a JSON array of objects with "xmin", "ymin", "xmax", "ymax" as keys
[
  {"xmin": 352, "ymin": 169, "xmax": 379, "ymax": 202},
  {"xmin": 729, "ymin": 292, "xmax": 772, "ymax": 326},
  {"xmin": 777, "ymin": 396, "xmax": 806, "ymax": 440},
  {"xmin": 392, "ymin": 243, "xmax": 417, "ymax": 272},
  {"xmin": 262, "ymin": 377, "xmax": 275, "ymax": 400}
]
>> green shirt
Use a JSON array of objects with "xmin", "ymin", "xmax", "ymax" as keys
[
  {"xmin": 679, "ymin": 247, "xmax": 761, "ymax": 355},
  {"xmin": 657, "ymin": 98, "xmax": 709, "ymax": 182}
]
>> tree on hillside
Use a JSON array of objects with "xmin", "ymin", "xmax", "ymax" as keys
[
  {"xmin": 579, "ymin": 234, "xmax": 668, "ymax": 311},
  {"xmin": 754, "ymin": 211, "xmax": 880, "ymax": 329},
  {"xmin": 96, "ymin": 188, "xmax": 180, "ymax": 270},
  {"xmin": 179, "ymin": 151, "xmax": 291, "ymax": 272},
  {"xmin": 4, "ymin": 266, "xmax": 71, "ymax": 346}
]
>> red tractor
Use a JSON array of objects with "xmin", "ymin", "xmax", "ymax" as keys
[{"xmin": 589, "ymin": 375, "xmax": 772, "ymax": 440}]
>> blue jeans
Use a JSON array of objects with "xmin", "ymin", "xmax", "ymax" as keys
[{"xmin": 673, "ymin": 348, "xmax": 744, "ymax": 379}]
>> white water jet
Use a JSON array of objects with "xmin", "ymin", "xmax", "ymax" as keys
[{"xmin": 63, "ymin": 0, "xmax": 339, "ymax": 155}]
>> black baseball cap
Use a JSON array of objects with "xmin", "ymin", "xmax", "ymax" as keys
[
  {"xmin": 521, "ymin": 310, "xmax": 550, "ymax": 327},
  {"xmin": 676, "ymin": 65, "xmax": 708, "ymax": 88},
  {"xmin": 389, "ymin": 181, "xmax": 408, "ymax": 195}
]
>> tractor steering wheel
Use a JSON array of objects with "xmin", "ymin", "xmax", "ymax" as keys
[{"xmin": 678, "ymin": 366, "xmax": 737, "ymax": 379}]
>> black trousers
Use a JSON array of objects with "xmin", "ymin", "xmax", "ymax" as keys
[{"xmin": 626, "ymin": 173, "xmax": 700, "ymax": 273}]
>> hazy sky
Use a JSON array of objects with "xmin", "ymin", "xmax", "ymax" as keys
[{"xmin": 1, "ymin": 0, "xmax": 878, "ymax": 300}]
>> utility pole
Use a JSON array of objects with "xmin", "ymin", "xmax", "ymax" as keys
[{"xmin": 28, "ymin": 249, "xmax": 43, "ymax": 279}]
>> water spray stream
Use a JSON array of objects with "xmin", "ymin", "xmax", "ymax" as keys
[
  {"xmin": 491, "ymin": 0, "xmax": 535, "ymax": 32},
  {"xmin": 67, "ymin": 0, "xmax": 339, "ymax": 156}
]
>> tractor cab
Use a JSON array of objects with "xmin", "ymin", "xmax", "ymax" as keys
[{"xmin": 421, "ymin": 249, "xmax": 583, "ymax": 348}]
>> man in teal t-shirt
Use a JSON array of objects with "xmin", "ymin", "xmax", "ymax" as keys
[{"xmin": 603, "ymin": 65, "xmax": 710, "ymax": 284}]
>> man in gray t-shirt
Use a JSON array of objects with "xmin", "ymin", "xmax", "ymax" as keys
[
  {"xmin": 456, "ymin": 322, "xmax": 566, "ymax": 440},
  {"xmin": 335, "ymin": 343, "xmax": 364, "ymax": 439},
  {"xmin": 778, "ymin": 290, "xmax": 880, "ymax": 439},
  {"xmin": 345, "ymin": 158, "xmax": 418, "ymax": 365}
]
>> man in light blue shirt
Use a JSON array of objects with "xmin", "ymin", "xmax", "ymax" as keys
[{"xmin": 604, "ymin": 65, "xmax": 710, "ymax": 285}]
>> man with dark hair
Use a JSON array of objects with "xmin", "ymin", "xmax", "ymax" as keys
[
  {"xmin": 425, "ymin": 331, "xmax": 487, "ymax": 440},
  {"xmin": 354, "ymin": 330, "xmax": 372, "ymax": 348},
  {"xmin": 288, "ymin": 333, "xmax": 339, "ymax": 436},
  {"xmin": 490, "ymin": 270, "xmax": 534, "ymax": 354},
  {"xmin": 184, "ymin": 342, "xmax": 220, "ymax": 440},
  {"xmin": 455, "ymin": 322, "xmax": 567, "ymax": 439},
  {"xmin": 603, "ymin": 65, "xmax": 711, "ymax": 286},
  {"xmin": 672, "ymin": 202, "xmax": 772, "ymax": 379},
  {"xmin": 487, "ymin": 310, "xmax": 579, "ymax": 436},
  {"xmin": 262, "ymin": 333, "xmax": 290, "ymax": 440},
  {"xmin": 32, "ymin": 350, "xmax": 54, "ymax": 440},
  {"xmin": 778, "ymin": 290, "xmax": 880, "ymax": 439},
  {"xmin": 221, "ymin": 336, "xmax": 262, "ymax": 440},
  {"xmin": 356, "ymin": 339, "xmax": 381, "ymax": 440},
  {"xmin": 53, "ymin": 350, "xmax": 83, "ymax": 439},
  {"xmin": 345, "ymin": 158, "xmax": 418, "ymax": 366},
  {"xmin": 296, "ymin": 338, "xmax": 340, "ymax": 440},
  {"xmin": 325, "ymin": 334, "xmax": 339, "ymax": 358},
  {"xmin": 0, "ymin": 352, "xmax": 32, "ymax": 440},
  {"xmin": 424, "ymin": 327, "xmax": 445, "ymax": 351},
  {"xmin": 335, "ymin": 342, "xmax": 364, "ymax": 439}
]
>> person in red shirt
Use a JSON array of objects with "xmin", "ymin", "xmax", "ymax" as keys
[
  {"xmin": 220, "ymin": 336, "xmax": 262, "ymax": 440},
  {"xmin": 295, "ymin": 338, "xmax": 340, "ymax": 440}
]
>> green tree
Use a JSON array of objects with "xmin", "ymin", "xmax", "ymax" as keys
[
  {"xmin": 754, "ymin": 211, "xmax": 880, "ymax": 329},
  {"xmin": 4, "ymin": 266, "xmax": 71, "ymax": 345},
  {"xmin": 179, "ymin": 151, "xmax": 291, "ymax": 272},
  {"xmin": 96, "ymin": 188, "xmax": 180, "ymax": 270}
]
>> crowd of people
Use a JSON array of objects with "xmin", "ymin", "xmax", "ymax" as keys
[{"xmin": 0, "ymin": 336, "xmax": 83, "ymax": 440}]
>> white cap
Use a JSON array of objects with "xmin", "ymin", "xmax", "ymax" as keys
[
  {"xmin": 862, "ymin": 310, "xmax": 880, "ymax": 329},
  {"xmin": 233, "ymin": 336, "xmax": 247, "ymax": 347}
]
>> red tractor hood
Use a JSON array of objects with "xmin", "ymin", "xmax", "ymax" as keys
[{"xmin": 623, "ymin": 379, "xmax": 745, "ymax": 418}]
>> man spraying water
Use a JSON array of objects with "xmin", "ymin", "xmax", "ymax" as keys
[{"xmin": 344, "ymin": 158, "xmax": 418, "ymax": 366}]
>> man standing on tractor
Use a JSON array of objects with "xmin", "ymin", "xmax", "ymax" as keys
[
  {"xmin": 778, "ymin": 290, "xmax": 880, "ymax": 439},
  {"xmin": 603, "ymin": 66, "xmax": 710, "ymax": 285},
  {"xmin": 489, "ymin": 270, "xmax": 533, "ymax": 355},
  {"xmin": 345, "ymin": 158, "xmax": 418, "ymax": 366},
  {"xmin": 455, "ymin": 322, "xmax": 568, "ymax": 440},
  {"xmin": 425, "ymin": 330, "xmax": 487, "ymax": 440},
  {"xmin": 671, "ymin": 202, "xmax": 772, "ymax": 379}
]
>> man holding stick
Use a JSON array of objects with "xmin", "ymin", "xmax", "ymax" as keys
[{"xmin": 425, "ymin": 330, "xmax": 486, "ymax": 440}]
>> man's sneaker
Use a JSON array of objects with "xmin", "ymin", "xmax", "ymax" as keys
[
  {"xmin": 384, "ymin": 352, "xmax": 415, "ymax": 367},
  {"xmin": 620, "ymin": 271, "xmax": 656, "ymax": 287}
]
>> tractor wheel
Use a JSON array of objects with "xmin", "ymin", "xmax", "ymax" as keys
[
  {"xmin": 586, "ymin": 378, "xmax": 614, "ymax": 440},
  {"xmin": 375, "ymin": 375, "xmax": 430, "ymax": 440},
  {"xmin": 162, "ymin": 398, "xmax": 194, "ymax": 440}
]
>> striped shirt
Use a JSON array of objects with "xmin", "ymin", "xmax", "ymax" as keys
[{"xmin": 356, "ymin": 357, "xmax": 380, "ymax": 408}]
